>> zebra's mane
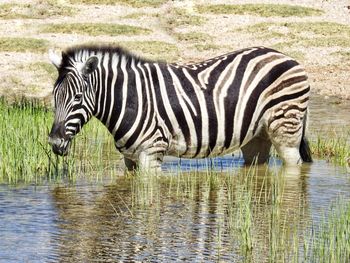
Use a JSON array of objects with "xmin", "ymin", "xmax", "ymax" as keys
[{"xmin": 60, "ymin": 44, "xmax": 154, "ymax": 70}]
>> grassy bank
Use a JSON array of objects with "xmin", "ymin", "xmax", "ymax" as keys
[
  {"xmin": 310, "ymin": 129, "xmax": 350, "ymax": 167},
  {"xmin": 0, "ymin": 98, "xmax": 118, "ymax": 184}
]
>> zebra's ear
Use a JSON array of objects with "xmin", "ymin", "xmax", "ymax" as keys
[
  {"xmin": 48, "ymin": 49, "xmax": 62, "ymax": 69},
  {"xmin": 81, "ymin": 56, "xmax": 99, "ymax": 75}
]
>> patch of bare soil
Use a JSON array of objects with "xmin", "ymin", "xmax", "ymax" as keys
[{"xmin": 0, "ymin": 0, "xmax": 349, "ymax": 100}]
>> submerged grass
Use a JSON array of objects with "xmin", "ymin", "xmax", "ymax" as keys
[
  {"xmin": 128, "ymin": 164, "xmax": 350, "ymax": 261},
  {"xmin": 196, "ymin": 4, "xmax": 323, "ymax": 17},
  {"xmin": 41, "ymin": 23, "xmax": 151, "ymax": 36},
  {"xmin": 308, "ymin": 198, "xmax": 350, "ymax": 262}
]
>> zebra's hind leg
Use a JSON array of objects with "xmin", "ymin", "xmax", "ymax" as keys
[
  {"xmin": 268, "ymin": 115, "xmax": 304, "ymax": 166},
  {"xmin": 241, "ymin": 132, "xmax": 272, "ymax": 165},
  {"xmin": 273, "ymin": 145, "xmax": 302, "ymax": 166}
]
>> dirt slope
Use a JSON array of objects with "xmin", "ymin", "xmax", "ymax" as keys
[{"xmin": 0, "ymin": 0, "xmax": 349, "ymax": 101}]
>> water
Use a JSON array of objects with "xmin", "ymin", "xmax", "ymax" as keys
[
  {"xmin": 0, "ymin": 95, "xmax": 349, "ymax": 262},
  {"xmin": 0, "ymin": 160, "xmax": 349, "ymax": 262}
]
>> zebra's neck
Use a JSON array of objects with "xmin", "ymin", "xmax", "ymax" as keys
[{"xmin": 77, "ymin": 48, "xmax": 152, "ymax": 150}]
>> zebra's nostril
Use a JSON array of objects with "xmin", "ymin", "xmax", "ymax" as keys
[
  {"xmin": 49, "ymin": 137, "xmax": 71, "ymax": 156},
  {"xmin": 48, "ymin": 136, "xmax": 62, "ymax": 146}
]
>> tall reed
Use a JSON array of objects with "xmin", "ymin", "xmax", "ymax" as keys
[{"xmin": 0, "ymin": 98, "xmax": 119, "ymax": 184}]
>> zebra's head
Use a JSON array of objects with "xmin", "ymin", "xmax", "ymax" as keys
[{"xmin": 48, "ymin": 49, "xmax": 99, "ymax": 156}]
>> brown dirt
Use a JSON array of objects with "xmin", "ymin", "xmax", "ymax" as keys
[{"xmin": 0, "ymin": 0, "xmax": 349, "ymax": 101}]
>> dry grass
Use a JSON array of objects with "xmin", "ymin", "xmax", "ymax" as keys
[
  {"xmin": 69, "ymin": 0, "xmax": 167, "ymax": 8},
  {"xmin": 0, "ymin": 37, "xmax": 49, "ymax": 53},
  {"xmin": 0, "ymin": 1, "xmax": 74, "ymax": 19},
  {"xmin": 41, "ymin": 23, "xmax": 152, "ymax": 36},
  {"xmin": 118, "ymin": 41, "xmax": 180, "ymax": 62},
  {"xmin": 196, "ymin": 4, "xmax": 323, "ymax": 17},
  {"xmin": 242, "ymin": 22, "xmax": 350, "ymax": 48},
  {"xmin": 163, "ymin": 8, "xmax": 207, "ymax": 30}
]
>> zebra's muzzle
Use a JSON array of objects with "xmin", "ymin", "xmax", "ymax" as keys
[{"xmin": 48, "ymin": 136, "xmax": 71, "ymax": 156}]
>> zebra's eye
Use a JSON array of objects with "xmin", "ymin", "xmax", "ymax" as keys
[{"xmin": 74, "ymin": 93, "xmax": 83, "ymax": 102}]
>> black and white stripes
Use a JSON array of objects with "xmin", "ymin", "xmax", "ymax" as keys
[{"xmin": 48, "ymin": 45, "xmax": 312, "ymax": 170}]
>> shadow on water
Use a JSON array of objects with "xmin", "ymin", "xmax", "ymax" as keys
[{"xmin": 0, "ymin": 157, "xmax": 349, "ymax": 262}]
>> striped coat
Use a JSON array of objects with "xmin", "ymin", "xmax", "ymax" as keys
[{"xmin": 48, "ymin": 45, "xmax": 312, "ymax": 171}]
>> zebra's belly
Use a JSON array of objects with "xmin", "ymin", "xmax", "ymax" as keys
[{"xmin": 167, "ymin": 136, "xmax": 241, "ymax": 159}]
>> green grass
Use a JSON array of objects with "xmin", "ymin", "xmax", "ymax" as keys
[
  {"xmin": 69, "ymin": 0, "xmax": 167, "ymax": 8},
  {"xmin": 0, "ymin": 1, "xmax": 74, "ymax": 19},
  {"xmin": 308, "ymin": 198, "xmax": 350, "ymax": 261},
  {"xmin": 286, "ymin": 21, "xmax": 350, "ymax": 37},
  {"xmin": 0, "ymin": 99, "xmax": 119, "ymax": 184},
  {"xmin": 130, "ymin": 165, "xmax": 350, "ymax": 261},
  {"xmin": 41, "ymin": 23, "xmax": 151, "ymax": 36},
  {"xmin": 0, "ymin": 99, "xmax": 55, "ymax": 183},
  {"xmin": 310, "ymin": 131, "xmax": 350, "ymax": 166},
  {"xmin": 0, "ymin": 37, "xmax": 49, "ymax": 53},
  {"xmin": 196, "ymin": 4, "xmax": 323, "ymax": 17}
]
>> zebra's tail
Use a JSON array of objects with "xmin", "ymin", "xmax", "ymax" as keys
[{"xmin": 299, "ymin": 109, "xmax": 313, "ymax": 163}]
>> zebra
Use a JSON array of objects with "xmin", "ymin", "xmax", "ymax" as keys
[{"xmin": 48, "ymin": 45, "xmax": 312, "ymax": 172}]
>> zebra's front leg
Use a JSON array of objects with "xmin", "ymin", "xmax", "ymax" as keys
[
  {"xmin": 138, "ymin": 150, "xmax": 165, "ymax": 173},
  {"xmin": 138, "ymin": 141, "xmax": 168, "ymax": 173},
  {"xmin": 241, "ymin": 130, "xmax": 272, "ymax": 165}
]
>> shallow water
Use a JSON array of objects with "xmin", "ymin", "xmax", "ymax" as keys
[
  {"xmin": 0, "ymin": 95, "xmax": 350, "ymax": 262},
  {"xmin": 0, "ymin": 159, "xmax": 349, "ymax": 262}
]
